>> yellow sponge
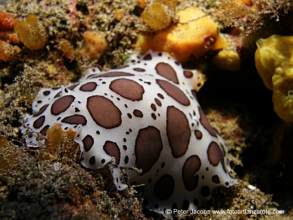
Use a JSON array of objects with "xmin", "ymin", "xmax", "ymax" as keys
[
  {"xmin": 255, "ymin": 35, "xmax": 293, "ymax": 122},
  {"xmin": 137, "ymin": 7, "xmax": 219, "ymax": 61}
]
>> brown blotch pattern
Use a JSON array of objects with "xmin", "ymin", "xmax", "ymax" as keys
[
  {"xmin": 135, "ymin": 126, "xmax": 163, "ymax": 173},
  {"xmin": 61, "ymin": 114, "xmax": 87, "ymax": 125},
  {"xmin": 155, "ymin": 62, "xmax": 179, "ymax": 84},
  {"xmin": 80, "ymin": 82, "xmax": 97, "ymax": 91},
  {"xmin": 207, "ymin": 141, "xmax": 224, "ymax": 166},
  {"xmin": 33, "ymin": 116, "xmax": 45, "ymax": 129},
  {"xmin": 89, "ymin": 156, "xmax": 95, "ymax": 165},
  {"xmin": 87, "ymin": 95, "xmax": 122, "ymax": 129},
  {"xmin": 43, "ymin": 90, "xmax": 50, "ymax": 96},
  {"xmin": 157, "ymin": 93, "xmax": 164, "ymax": 99},
  {"xmin": 97, "ymin": 71, "xmax": 134, "ymax": 78},
  {"xmin": 133, "ymin": 109, "xmax": 143, "ymax": 118},
  {"xmin": 110, "ymin": 78, "xmax": 145, "ymax": 101},
  {"xmin": 167, "ymin": 106, "xmax": 191, "ymax": 158},
  {"xmin": 133, "ymin": 67, "xmax": 146, "ymax": 72},
  {"xmin": 143, "ymin": 54, "xmax": 152, "ymax": 60},
  {"xmin": 51, "ymin": 95, "xmax": 75, "ymax": 115},
  {"xmin": 85, "ymin": 74, "xmax": 96, "ymax": 79},
  {"xmin": 67, "ymin": 83, "xmax": 79, "ymax": 90},
  {"xmin": 154, "ymin": 98, "xmax": 162, "ymax": 106},
  {"xmin": 83, "ymin": 135, "xmax": 94, "ymax": 152},
  {"xmin": 194, "ymin": 130, "xmax": 203, "ymax": 139},
  {"xmin": 103, "ymin": 141, "xmax": 120, "ymax": 164},
  {"xmin": 54, "ymin": 91, "xmax": 62, "ymax": 98},
  {"xmin": 33, "ymin": 104, "xmax": 48, "ymax": 117},
  {"xmin": 182, "ymin": 155, "xmax": 201, "ymax": 191},
  {"xmin": 154, "ymin": 174, "xmax": 175, "ymax": 200},
  {"xmin": 198, "ymin": 107, "xmax": 217, "ymax": 137},
  {"xmin": 221, "ymin": 158, "xmax": 229, "ymax": 174},
  {"xmin": 40, "ymin": 125, "xmax": 49, "ymax": 136},
  {"xmin": 156, "ymin": 80, "xmax": 190, "ymax": 106},
  {"xmin": 183, "ymin": 70, "xmax": 193, "ymax": 78}
]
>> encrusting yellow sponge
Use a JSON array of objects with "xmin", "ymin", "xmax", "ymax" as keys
[
  {"xmin": 255, "ymin": 35, "xmax": 293, "ymax": 123},
  {"xmin": 137, "ymin": 7, "xmax": 219, "ymax": 62}
]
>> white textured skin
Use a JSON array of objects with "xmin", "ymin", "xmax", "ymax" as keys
[{"xmin": 21, "ymin": 51, "xmax": 236, "ymax": 214}]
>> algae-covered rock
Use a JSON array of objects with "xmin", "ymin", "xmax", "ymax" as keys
[{"xmin": 0, "ymin": 137, "xmax": 147, "ymax": 220}]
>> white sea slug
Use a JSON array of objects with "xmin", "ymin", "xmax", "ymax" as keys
[{"xmin": 21, "ymin": 51, "xmax": 236, "ymax": 214}]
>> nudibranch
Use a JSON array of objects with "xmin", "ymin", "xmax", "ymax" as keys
[{"xmin": 21, "ymin": 51, "xmax": 235, "ymax": 214}]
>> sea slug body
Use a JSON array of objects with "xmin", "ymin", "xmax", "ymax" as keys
[{"xmin": 21, "ymin": 51, "xmax": 235, "ymax": 214}]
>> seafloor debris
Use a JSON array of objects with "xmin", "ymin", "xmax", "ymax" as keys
[
  {"xmin": 137, "ymin": 7, "xmax": 219, "ymax": 61},
  {"xmin": 14, "ymin": 14, "xmax": 48, "ymax": 50},
  {"xmin": 21, "ymin": 51, "xmax": 235, "ymax": 214},
  {"xmin": 255, "ymin": 35, "xmax": 293, "ymax": 123}
]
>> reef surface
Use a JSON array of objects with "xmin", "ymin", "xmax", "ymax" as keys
[{"xmin": 0, "ymin": 0, "xmax": 292, "ymax": 219}]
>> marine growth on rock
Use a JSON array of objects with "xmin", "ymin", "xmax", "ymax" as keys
[{"xmin": 21, "ymin": 51, "xmax": 235, "ymax": 214}]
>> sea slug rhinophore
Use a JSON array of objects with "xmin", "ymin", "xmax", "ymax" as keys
[{"xmin": 21, "ymin": 51, "xmax": 235, "ymax": 214}]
